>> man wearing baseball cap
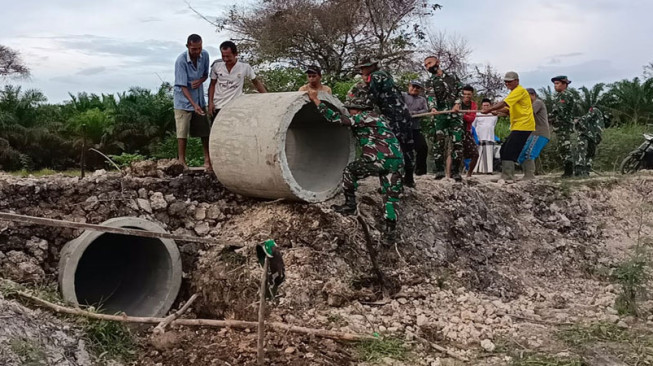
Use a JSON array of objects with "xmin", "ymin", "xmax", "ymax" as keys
[
  {"xmin": 481, "ymin": 71, "xmax": 535, "ymax": 181},
  {"xmin": 423, "ymin": 55, "xmax": 464, "ymax": 181},
  {"xmin": 549, "ymin": 75, "xmax": 576, "ymax": 177},
  {"xmin": 298, "ymin": 65, "xmax": 332, "ymax": 94}
]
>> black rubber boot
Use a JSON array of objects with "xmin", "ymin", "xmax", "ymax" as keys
[
  {"xmin": 574, "ymin": 166, "xmax": 589, "ymax": 177},
  {"xmin": 450, "ymin": 160, "xmax": 463, "ymax": 182},
  {"xmin": 384, "ymin": 219, "xmax": 397, "ymax": 243},
  {"xmin": 404, "ymin": 167, "xmax": 415, "ymax": 188},
  {"xmin": 331, "ymin": 192, "xmax": 357, "ymax": 215},
  {"xmin": 561, "ymin": 162, "xmax": 574, "ymax": 178},
  {"xmin": 434, "ymin": 172, "xmax": 446, "ymax": 180}
]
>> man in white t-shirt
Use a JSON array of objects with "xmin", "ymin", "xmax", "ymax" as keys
[{"xmin": 208, "ymin": 41, "xmax": 266, "ymax": 120}]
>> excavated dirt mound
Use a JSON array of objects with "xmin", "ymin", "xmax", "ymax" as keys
[
  {"xmin": 1, "ymin": 165, "xmax": 653, "ymax": 365},
  {"xmin": 188, "ymin": 173, "xmax": 653, "ymax": 364}
]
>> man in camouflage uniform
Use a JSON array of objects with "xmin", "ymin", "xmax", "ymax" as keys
[
  {"xmin": 423, "ymin": 56, "xmax": 464, "ymax": 181},
  {"xmin": 356, "ymin": 57, "xmax": 415, "ymax": 187},
  {"xmin": 549, "ymin": 75, "xmax": 576, "ymax": 177},
  {"xmin": 574, "ymin": 106, "xmax": 606, "ymax": 177},
  {"xmin": 308, "ymin": 86, "xmax": 404, "ymax": 240}
]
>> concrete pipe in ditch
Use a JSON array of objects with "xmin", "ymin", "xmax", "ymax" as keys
[
  {"xmin": 58, "ymin": 217, "xmax": 182, "ymax": 317},
  {"xmin": 210, "ymin": 92, "xmax": 356, "ymax": 202}
]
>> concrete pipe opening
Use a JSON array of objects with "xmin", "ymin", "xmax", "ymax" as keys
[
  {"xmin": 210, "ymin": 92, "xmax": 355, "ymax": 202},
  {"xmin": 58, "ymin": 217, "xmax": 182, "ymax": 317}
]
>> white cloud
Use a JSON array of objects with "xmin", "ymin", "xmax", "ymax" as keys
[{"xmin": 1, "ymin": 0, "xmax": 651, "ymax": 102}]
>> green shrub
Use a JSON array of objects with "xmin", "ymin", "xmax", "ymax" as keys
[
  {"xmin": 152, "ymin": 133, "xmax": 204, "ymax": 167},
  {"xmin": 331, "ymin": 80, "xmax": 358, "ymax": 102},
  {"xmin": 355, "ymin": 338, "xmax": 408, "ymax": 362},
  {"xmin": 82, "ymin": 318, "xmax": 135, "ymax": 361},
  {"xmin": 108, "ymin": 153, "xmax": 147, "ymax": 168},
  {"xmin": 495, "ymin": 117, "xmax": 510, "ymax": 141},
  {"xmin": 539, "ymin": 124, "xmax": 649, "ymax": 172}
]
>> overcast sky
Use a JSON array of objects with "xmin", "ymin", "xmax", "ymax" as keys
[{"xmin": 1, "ymin": 0, "xmax": 651, "ymax": 103}]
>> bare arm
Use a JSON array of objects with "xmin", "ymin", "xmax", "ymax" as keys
[
  {"xmin": 482, "ymin": 100, "xmax": 507, "ymax": 114},
  {"xmin": 191, "ymin": 75, "xmax": 207, "ymax": 90},
  {"xmin": 180, "ymin": 86, "xmax": 205, "ymax": 115},
  {"xmin": 208, "ymin": 79, "xmax": 217, "ymax": 114},
  {"xmin": 252, "ymin": 78, "xmax": 267, "ymax": 93}
]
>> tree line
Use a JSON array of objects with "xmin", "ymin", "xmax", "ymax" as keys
[
  {"xmin": 0, "ymin": 70, "xmax": 651, "ymax": 171},
  {"xmin": 1, "ymin": 0, "xmax": 652, "ymax": 172}
]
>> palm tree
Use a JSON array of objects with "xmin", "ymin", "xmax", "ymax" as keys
[
  {"xmin": 604, "ymin": 77, "xmax": 653, "ymax": 126},
  {"xmin": 537, "ymin": 85, "xmax": 554, "ymax": 112},
  {"xmin": 574, "ymin": 83, "xmax": 606, "ymax": 115}
]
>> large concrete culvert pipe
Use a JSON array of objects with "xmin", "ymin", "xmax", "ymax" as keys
[
  {"xmin": 210, "ymin": 92, "xmax": 356, "ymax": 202},
  {"xmin": 58, "ymin": 217, "xmax": 182, "ymax": 317}
]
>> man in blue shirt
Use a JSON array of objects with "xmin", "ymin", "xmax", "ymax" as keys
[{"xmin": 174, "ymin": 34, "xmax": 211, "ymax": 170}]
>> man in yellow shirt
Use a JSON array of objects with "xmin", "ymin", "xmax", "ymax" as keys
[
  {"xmin": 481, "ymin": 71, "xmax": 536, "ymax": 181},
  {"xmin": 298, "ymin": 65, "xmax": 332, "ymax": 94}
]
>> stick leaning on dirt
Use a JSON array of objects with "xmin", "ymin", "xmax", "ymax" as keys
[{"xmin": 153, "ymin": 294, "xmax": 199, "ymax": 334}]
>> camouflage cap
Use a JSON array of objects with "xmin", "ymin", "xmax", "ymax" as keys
[
  {"xmin": 355, "ymin": 56, "xmax": 379, "ymax": 68},
  {"xmin": 344, "ymin": 82, "xmax": 373, "ymax": 110},
  {"xmin": 551, "ymin": 75, "xmax": 572, "ymax": 84}
]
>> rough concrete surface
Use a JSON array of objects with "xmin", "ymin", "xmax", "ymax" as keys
[
  {"xmin": 59, "ymin": 217, "xmax": 182, "ymax": 317},
  {"xmin": 210, "ymin": 92, "xmax": 355, "ymax": 202}
]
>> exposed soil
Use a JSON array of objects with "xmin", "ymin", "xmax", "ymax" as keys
[{"xmin": 1, "ymin": 165, "xmax": 653, "ymax": 365}]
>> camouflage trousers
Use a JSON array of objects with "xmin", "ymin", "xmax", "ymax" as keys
[
  {"xmin": 575, "ymin": 135, "xmax": 597, "ymax": 174},
  {"xmin": 343, "ymin": 158, "xmax": 404, "ymax": 221},
  {"xmin": 429, "ymin": 114, "xmax": 464, "ymax": 174},
  {"xmin": 555, "ymin": 125, "xmax": 575, "ymax": 166}
]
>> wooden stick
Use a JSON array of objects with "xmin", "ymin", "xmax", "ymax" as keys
[
  {"xmin": 411, "ymin": 109, "xmax": 479, "ymax": 118},
  {"xmin": 257, "ymin": 257, "xmax": 269, "ymax": 365},
  {"xmin": 153, "ymin": 294, "xmax": 199, "ymax": 334},
  {"xmin": 15, "ymin": 291, "xmax": 372, "ymax": 342},
  {"xmin": 356, "ymin": 213, "xmax": 385, "ymax": 289},
  {"xmin": 0, "ymin": 212, "xmax": 217, "ymax": 244},
  {"xmin": 414, "ymin": 334, "xmax": 468, "ymax": 362}
]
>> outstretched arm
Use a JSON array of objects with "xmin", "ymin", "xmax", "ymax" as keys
[
  {"xmin": 481, "ymin": 100, "xmax": 507, "ymax": 114},
  {"xmin": 307, "ymin": 90, "xmax": 355, "ymax": 126}
]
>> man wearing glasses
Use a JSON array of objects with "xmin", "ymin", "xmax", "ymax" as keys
[{"xmin": 481, "ymin": 71, "xmax": 535, "ymax": 181}]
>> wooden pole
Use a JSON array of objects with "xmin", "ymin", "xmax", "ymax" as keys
[
  {"xmin": 0, "ymin": 212, "xmax": 218, "ymax": 244},
  {"xmin": 14, "ymin": 290, "xmax": 372, "ymax": 341},
  {"xmin": 80, "ymin": 124, "xmax": 86, "ymax": 179},
  {"xmin": 257, "ymin": 257, "xmax": 269, "ymax": 365}
]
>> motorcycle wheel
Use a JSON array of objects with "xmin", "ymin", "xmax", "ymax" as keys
[{"xmin": 620, "ymin": 154, "xmax": 641, "ymax": 174}]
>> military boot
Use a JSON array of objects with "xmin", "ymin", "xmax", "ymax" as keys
[
  {"xmin": 561, "ymin": 162, "xmax": 574, "ymax": 178},
  {"xmin": 450, "ymin": 160, "xmax": 463, "ymax": 182},
  {"xmin": 332, "ymin": 192, "xmax": 357, "ymax": 215},
  {"xmin": 575, "ymin": 166, "xmax": 589, "ymax": 177},
  {"xmin": 500, "ymin": 160, "xmax": 515, "ymax": 181},
  {"xmin": 384, "ymin": 219, "xmax": 397, "ymax": 243},
  {"xmin": 521, "ymin": 159, "xmax": 536, "ymax": 180},
  {"xmin": 404, "ymin": 167, "xmax": 416, "ymax": 188}
]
